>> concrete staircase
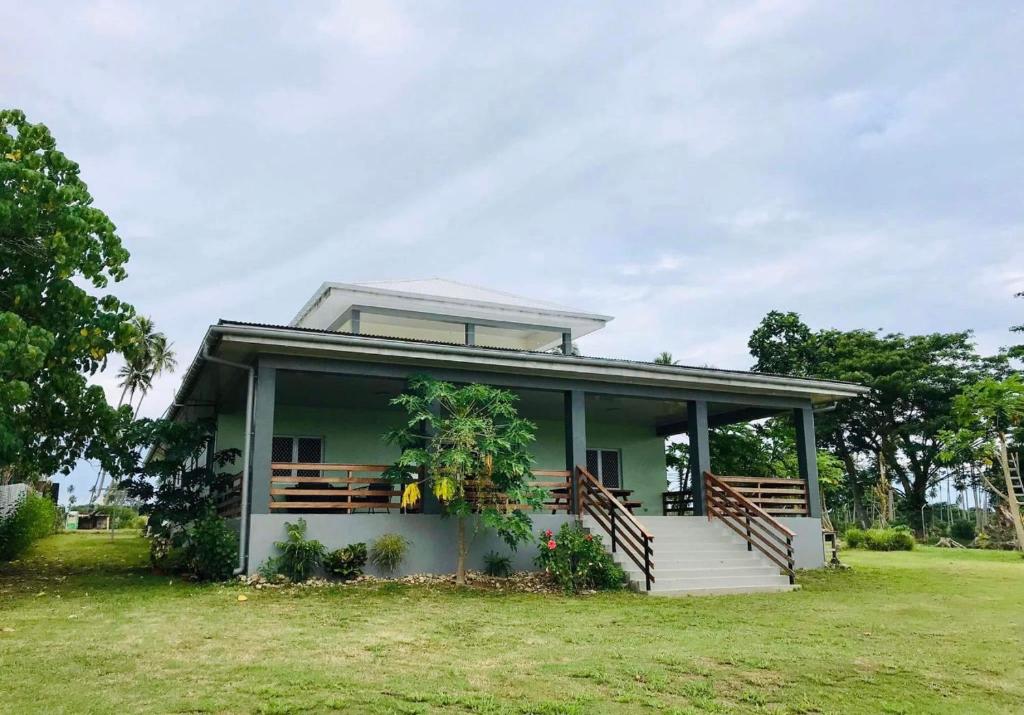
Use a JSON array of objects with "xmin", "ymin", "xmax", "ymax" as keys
[{"xmin": 585, "ymin": 515, "xmax": 796, "ymax": 596}]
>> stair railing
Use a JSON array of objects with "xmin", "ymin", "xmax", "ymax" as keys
[
  {"xmin": 575, "ymin": 466, "xmax": 655, "ymax": 590},
  {"xmin": 703, "ymin": 471, "xmax": 796, "ymax": 584}
]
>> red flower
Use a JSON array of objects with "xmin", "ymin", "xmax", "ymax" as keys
[
  {"xmin": 544, "ymin": 529, "xmax": 553, "ymax": 538},
  {"xmin": 584, "ymin": 534, "xmax": 593, "ymax": 541},
  {"xmin": 547, "ymin": 540, "xmax": 557, "ymax": 550}
]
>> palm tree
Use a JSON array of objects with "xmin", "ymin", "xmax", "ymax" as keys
[
  {"xmin": 92, "ymin": 317, "xmax": 177, "ymax": 502},
  {"xmin": 654, "ymin": 351, "xmax": 679, "ymax": 365}
]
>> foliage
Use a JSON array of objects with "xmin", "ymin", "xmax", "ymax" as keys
[
  {"xmin": 116, "ymin": 418, "xmax": 240, "ymax": 542},
  {"xmin": 272, "ymin": 519, "xmax": 326, "ymax": 582},
  {"xmin": 1, "ymin": 109, "xmax": 143, "ymax": 483},
  {"xmin": 71, "ymin": 502, "xmax": 141, "ymax": 528},
  {"xmin": 950, "ymin": 519, "xmax": 976, "ymax": 543},
  {"xmin": 482, "ymin": 550, "xmax": 512, "ymax": 577},
  {"xmin": 190, "ymin": 512, "xmax": 239, "ymax": 581},
  {"xmin": 0, "ymin": 491, "xmax": 57, "ymax": 561},
  {"xmin": 384, "ymin": 375, "xmax": 543, "ymax": 583},
  {"xmin": 324, "ymin": 542, "xmax": 368, "ymax": 581},
  {"xmin": 534, "ymin": 523, "xmax": 627, "ymax": 593},
  {"xmin": 368, "ymin": 533, "xmax": 409, "ymax": 575},
  {"xmin": 749, "ymin": 310, "xmax": 1006, "ymax": 530},
  {"xmin": 844, "ymin": 527, "xmax": 915, "ymax": 551}
]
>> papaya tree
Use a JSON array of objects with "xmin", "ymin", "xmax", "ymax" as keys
[{"xmin": 384, "ymin": 376, "xmax": 544, "ymax": 584}]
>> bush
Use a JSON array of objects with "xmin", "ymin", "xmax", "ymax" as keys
[
  {"xmin": 845, "ymin": 527, "xmax": 915, "ymax": 552},
  {"xmin": 482, "ymin": 551, "xmax": 512, "ymax": 577},
  {"xmin": 844, "ymin": 527, "xmax": 865, "ymax": 549},
  {"xmin": 273, "ymin": 518, "xmax": 326, "ymax": 582},
  {"xmin": 0, "ymin": 492, "xmax": 58, "ymax": 561},
  {"xmin": 324, "ymin": 542, "xmax": 368, "ymax": 581},
  {"xmin": 369, "ymin": 533, "xmax": 409, "ymax": 575},
  {"xmin": 190, "ymin": 512, "xmax": 239, "ymax": 581},
  {"xmin": 951, "ymin": 519, "xmax": 976, "ymax": 544},
  {"xmin": 534, "ymin": 523, "xmax": 628, "ymax": 594}
]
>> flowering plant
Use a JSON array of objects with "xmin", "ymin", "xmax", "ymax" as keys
[{"xmin": 534, "ymin": 522, "xmax": 627, "ymax": 594}]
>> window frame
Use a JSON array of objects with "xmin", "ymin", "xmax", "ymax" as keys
[
  {"xmin": 271, "ymin": 434, "xmax": 325, "ymax": 477},
  {"xmin": 585, "ymin": 447, "xmax": 623, "ymax": 489}
]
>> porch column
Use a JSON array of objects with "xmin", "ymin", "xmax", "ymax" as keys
[
  {"xmin": 687, "ymin": 400, "xmax": 710, "ymax": 516},
  {"xmin": 250, "ymin": 363, "xmax": 276, "ymax": 516},
  {"xmin": 794, "ymin": 406, "xmax": 822, "ymax": 518},
  {"xmin": 564, "ymin": 389, "xmax": 586, "ymax": 514}
]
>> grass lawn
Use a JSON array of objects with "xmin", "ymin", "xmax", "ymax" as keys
[{"xmin": 2, "ymin": 533, "xmax": 1023, "ymax": 714}]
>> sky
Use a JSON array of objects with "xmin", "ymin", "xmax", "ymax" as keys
[{"xmin": 2, "ymin": 1, "xmax": 1023, "ymax": 503}]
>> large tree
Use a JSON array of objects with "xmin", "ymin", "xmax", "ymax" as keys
[
  {"xmin": 748, "ymin": 311, "xmax": 999, "ymax": 530},
  {"xmin": 1, "ymin": 109, "xmax": 140, "ymax": 482}
]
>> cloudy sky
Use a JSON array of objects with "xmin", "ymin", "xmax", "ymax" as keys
[{"xmin": 3, "ymin": 1, "xmax": 1022, "ymax": 499}]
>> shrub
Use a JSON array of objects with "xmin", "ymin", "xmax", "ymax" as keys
[
  {"xmin": 150, "ymin": 538, "xmax": 189, "ymax": 574},
  {"xmin": 274, "ymin": 518, "xmax": 326, "ymax": 582},
  {"xmin": 844, "ymin": 527, "xmax": 865, "ymax": 549},
  {"xmin": 845, "ymin": 527, "xmax": 914, "ymax": 552},
  {"xmin": 324, "ymin": 542, "xmax": 368, "ymax": 581},
  {"xmin": 951, "ymin": 519, "xmax": 976, "ymax": 544},
  {"xmin": 369, "ymin": 533, "xmax": 409, "ymax": 575},
  {"xmin": 0, "ymin": 492, "xmax": 58, "ymax": 562},
  {"xmin": 483, "ymin": 550, "xmax": 512, "ymax": 577},
  {"xmin": 190, "ymin": 512, "xmax": 239, "ymax": 581},
  {"xmin": 534, "ymin": 523, "xmax": 628, "ymax": 594}
]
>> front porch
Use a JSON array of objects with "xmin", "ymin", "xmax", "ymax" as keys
[{"xmin": 211, "ymin": 358, "xmax": 829, "ymax": 583}]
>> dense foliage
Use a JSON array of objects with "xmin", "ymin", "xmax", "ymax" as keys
[
  {"xmin": 385, "ymin": 375, "xmax": 543, "ymax": 583},
  {"xmin": 482, "ymin": 550, "xmax": 512, "ymax": 577},
  {"xmin": 115, "ymin": 418, "xmax": 241, "ymax": 579},
  {"xmin": 534, "ymin": 523, "xmax": 627, "ymax": 593},
  {"xmin": 1, "ymin": 109, "xmax": 142, "ymax": 483},
  {"xmin": 0, "ymin": 491, "xmax": 58, "ymax": 561},
  {"xmin": 324, "ymin": 542, "xmax": 367, "ymax": 581},
  {"xmin": 844, "ymin": 527, "xmax": 915, "ymax": 551}
]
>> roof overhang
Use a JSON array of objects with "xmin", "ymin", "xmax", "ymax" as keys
[
  {"xmin": 165, "ymin": 322, "xmax": 868, "ymax": 422},
  {"xmin": 290, "ymin": 281, "xmax": 612, "ymax": 341}
]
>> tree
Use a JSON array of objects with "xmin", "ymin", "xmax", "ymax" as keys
[
  {"xmin": 384, "ymin": 376, "xmax": 544, "ymax": 585},
  {"xmin": 940, "ymin": 375, "xmax": 1024, "ymax": 550},
  {"xmin": 653, "ymin": 352, "xmax": 678, "ymax": 365},
  {"xmin": 1010, "ymin": 292, "xmax": 1024, "ymax": 361},
  {"xmin": 748, "ymin": 311, "xmax": 996, "ymax": 530},
  {"xmin": 1, "ymin": 109, "xmax": 140, "ymax": 482}
]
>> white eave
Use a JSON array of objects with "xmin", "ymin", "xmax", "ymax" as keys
[{"xmin": 203, "ymin": 322, "xmax": 867, "ymax": 405}]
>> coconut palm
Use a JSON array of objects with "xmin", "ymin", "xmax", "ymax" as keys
[
  {"xmin": 654, "ymin": 351, "xmax": 679, "ymax": 365},
  {"xmin": 92, "ymin": 317, "xmax": 177, "ymax": 501}
]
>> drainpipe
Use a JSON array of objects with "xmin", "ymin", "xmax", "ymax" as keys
[{"xmin": 201, "ymin": 347, "xmax": 255, "ymax": 577}]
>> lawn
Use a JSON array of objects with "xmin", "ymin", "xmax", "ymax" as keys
[{"xmin": 1, "ymin": 533, "xmax": 1022, "ymax": 714}]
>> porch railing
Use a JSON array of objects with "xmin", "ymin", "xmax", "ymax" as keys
[
  {"xmin": 717, "ymin": 476, "xmax": 809, "ymax": 517},
  {"xmin": 704, "ymin": 471, "xmax": 795, "ymax": 583},
  {"xmin": 268, "ymin": 463, "xmax": 573, "ymax": 513},
  {"xmin": 217, "ymin": 473, "xmax": 243, "ymax": 518},
  {"xmin": 576, "ymin": 465, "xmax": 655, "ymax": 591}
]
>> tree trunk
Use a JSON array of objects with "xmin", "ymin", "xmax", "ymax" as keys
[
  {"xmin": 456, "ymin": 515, "xmax": 467, "ymax": 585},
  {"xmin": 998, "ymin": 433, "xmax": 1024, "ymax": 552}
]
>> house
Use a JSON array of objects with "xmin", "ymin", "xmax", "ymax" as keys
[{"xmin": 167, "ymin": 279, "xmax": 866, "ymax": 595}]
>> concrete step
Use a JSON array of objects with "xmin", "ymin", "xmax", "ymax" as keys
[
  {"xmin": 649, "ymin": 583, "xmax": 798, "ymax": 597},
  {"xmin": 637, "ymin": 566, "xmax": 782, "ymax": 581},
  {"xmin": 649, "ymin": 573, "xmax": 792, "ymax": 590}
]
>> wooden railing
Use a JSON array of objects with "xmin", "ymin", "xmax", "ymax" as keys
[
  {"xmin": 269, "ymin": 463, "xmax": 411, "ymax": 512},
  {"xmin": 662, "ymin": 489, "xmax": 694, "ymax": 516},
  {"xmin": 704, "ymin": 471, "xmax": 795, "ymax": 583},
  {"xmin": 576, "ymin": 466, "xmax": 655, "ymax": 591},
  {"xmin": 269, "ymin": 463, "xmax": 572, "ymax": 513},
  {"xmin": 465, "ymin": 469, "xmax": 573, "ymax": 513},
  {"xmin": 717, "ymin": 476, "xmax": 809, "ymax": 517},
  {"xmin": 217, "ymin": 473, "xmax": 243, "ymax": 518}
]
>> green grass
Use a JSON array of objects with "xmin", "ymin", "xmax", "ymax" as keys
[{"xmin": 2, "ymin": 533, "xmax": 1023, "ymax": 714}]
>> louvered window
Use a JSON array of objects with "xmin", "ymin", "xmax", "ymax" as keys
[{"xmin": 585, "ymin": 448, "xmax": 622, "ymax": 489}]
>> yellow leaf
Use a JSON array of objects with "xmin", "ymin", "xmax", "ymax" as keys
[
  {"xmin": 237, "ymin": 594, "xmax": 248, "ymax": 602},
  {"xmin": 401, "ymin": 483, "xmax": 421, "ymax": 509}
]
